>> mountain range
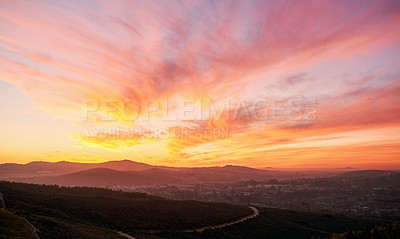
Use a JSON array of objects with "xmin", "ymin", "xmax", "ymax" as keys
[
  {"xmin": 0, "ymin": 160, "xmax": 279, "ymax": 186},
  {"xmin": 0, "ymin": 160, "xmax": 393, "ymax": 187}
]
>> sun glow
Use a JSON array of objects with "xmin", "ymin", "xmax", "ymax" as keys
[{"xmin": 0, "ymin": 0, "xmax": 400, "ymax": 169}]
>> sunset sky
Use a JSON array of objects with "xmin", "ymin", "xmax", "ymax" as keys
[{"xmin": 1, "ymin": 0, "xmax": 400, "ymax": 169}]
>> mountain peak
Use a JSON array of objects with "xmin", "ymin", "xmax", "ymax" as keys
[{"xmin": 223, "ymin": 165, "xmax": 251, "ymax": 169}]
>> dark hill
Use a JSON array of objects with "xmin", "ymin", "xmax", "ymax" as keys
[
  {"xmin": 0, "ymin": 181, "xmax": 390, "ymax": 239},
  {"xmin": 0, "ymin": 181, "xmax": 252, "ymax": 237},
  {"xmin": 0, "ymin": 209, "xmax": 38, "ymax": 239},
  {"xmin": 17, "ymin": 167, "xmax": 179, "ymax": 187},
  {"xmin": 338, "ymin": 170, "xmax": 393, "ymax": 178}
]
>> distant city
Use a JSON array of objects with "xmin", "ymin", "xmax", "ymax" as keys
[{"xmin": 3, "ymin": 160, "xmax": 399, "ymax": 220}]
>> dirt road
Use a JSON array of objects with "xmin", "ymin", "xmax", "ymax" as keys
[
  {"xmin": 116, "ymin": 231, "xmax": 137, "ymax": 239},
  {"xmin": 116, "ymin": 206, "xmax": 259, "ymax": 238},
  {"xmin": 180, "ymin": 206, "xmax": 259, "ymax": 232}
]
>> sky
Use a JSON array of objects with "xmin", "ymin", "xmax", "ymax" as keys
[{"xmin": 0, "ymin": 0, "xmax": 400, "ymax": 169}]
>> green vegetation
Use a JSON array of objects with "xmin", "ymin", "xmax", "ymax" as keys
[
  {"xmin": 0, "ymin": 209, "xmax": 37, "ymax": 239},
  {"xmin": 0, "ymin": 181, "xmax": 394, "ymax": 239},
  {"xmin": 329, "ymin": 222, "xmax": 400, "ymax": 239},
  {"xmin": 0, "ymin": 181, "xmax": 251, "ymax": 238},
  {"xmin": 137, "ymin": 208, "xmax": 390, "ymax": 239}
]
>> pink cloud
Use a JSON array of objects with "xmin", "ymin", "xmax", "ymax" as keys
[{"xmin": 1, "ymin": 0, "xmax": 400, "ymax": 166}]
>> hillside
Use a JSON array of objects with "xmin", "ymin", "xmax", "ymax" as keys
[
  {"xmin": 0, "ymin": 181, "xmax": 252, "ymax": 238},
  {"xmin": 0, "ymin": 160, "xmax": 163, "ymax": 179},
  {"xmin": 329, "ymin": 222, "xmax": 400, "ymax": 239},
  {"xmin": 136, "ymin": 208, "xmax": 390, "ymax": 239},
  {"xmin": 1, "ymin": 160, "xmax": 276, "ymax": 181},
  {"xmin": 337, "ymin": 170, "xmax": 393, "ymax": 178},
  {"xmin": 0, "ymin": 209, "xmax": 38, "ymax": 239},
  {"xmin": 0, "ymin": 181, "xmax": 392, "ymax": 239},
  {"xmin": 18, "ymin": 168, "xmax": 179, "ymax": 187},
  {"xmin": 4, "ymin": 160, "xmax": 287, "ymax": 186},
  {"xmin": 2, "ymin": 160, "xmax": 350, "ymax": 184}
]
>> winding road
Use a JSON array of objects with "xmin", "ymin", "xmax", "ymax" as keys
[
  {"xmin": 117, "ymin": 206, "xmax": 259, "ymax": 238},
  {"xmin": 0, "ymin": 192, "xmax": 5, "ymax": 209},
  {"xmin": 180, "ymin": 206, "xmax": 259, "ymax": 232},
  {"xmin": 23, "ymin": 218, "xmax": 40, "ymax": 239},
  {"xmin": 117, "ymin": 231, "xmax": 137, "ymax": 239},
  {"xmin": 0, "ymin": 192, "xmax": 40, "ymax": 239}
]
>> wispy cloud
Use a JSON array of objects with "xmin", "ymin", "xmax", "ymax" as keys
[{"xmin": 1, "ymin": 0, "xmax": 400, "ymax": 167}]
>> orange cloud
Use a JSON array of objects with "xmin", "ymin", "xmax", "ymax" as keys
[{"xmin": 1, "ymin": 0, "xmax": 400, "ymax": 168}]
